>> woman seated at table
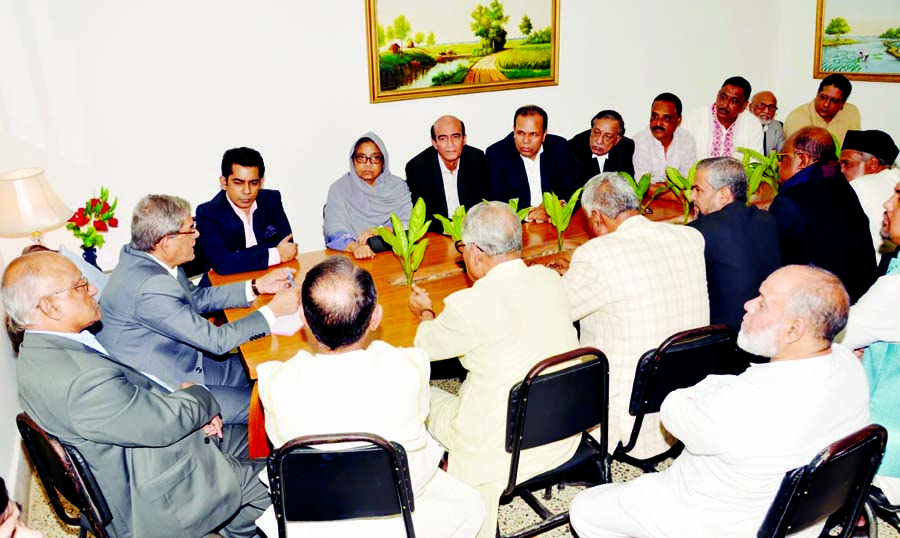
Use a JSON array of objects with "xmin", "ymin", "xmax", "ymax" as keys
[{"xmin": 324, "ymin": 132, "xmax": 413, "ymax": 259}]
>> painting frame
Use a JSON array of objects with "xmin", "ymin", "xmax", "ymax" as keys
[
  {"xmin": 365, "ymin": 0, "xmax": 560, "ymax": 103},
  {"xmin": 814, "ymin": 0, "xmax": 900, "ymax": 83}
]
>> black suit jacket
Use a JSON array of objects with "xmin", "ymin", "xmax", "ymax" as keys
[
  {"xmin": 485, "ymin": 132, "xmax": 581, "ymax": 205},
  {"xmin": 195, "ymin": 189, "xmax": 292, "ymax": 276},
  {"xmin": 405, "ymin": 145, "xmax": 488, "ymax": 233},
  {"xmin": 567, "ymin": 129, "xmax": 635, "ymax": 182},
  {"xmin": 688, "ymin": 201, "xmax": 782, "ymax": 329},
  {"xmin": 768, "ymin": 163, "xmax": 877, "ymax": 303}
]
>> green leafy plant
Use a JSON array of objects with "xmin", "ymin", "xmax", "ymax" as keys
[
  {"xmin": 433, "ymin": 205, "xmax": 467, "ymax": 241},
  {"xmin": 507, "ymin": 198, "xmax": 531, "ymax": 222},
  {"xmin": 620, "ymin": 171, "xmax": 657, "ymax": 213},
  {"xmin": 543, "ymin": 188, "xmax": 583, "ymax": 252},
  {"xmin": 66, "ymin": 186, "xmax": 119, "ymax": 249},
  {"xmin": 660, "ymin": 164, "xmax": 697, "ymax": 224},
  {"xmin": 736, "ymin": 147, "xmax": 779, "ymax": 203},
  {"xmin": 377, "ymin": 198, "xmax": 431, "ymax": 287}
]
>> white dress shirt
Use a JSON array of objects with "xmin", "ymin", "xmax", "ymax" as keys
[
  {"xmin": 438, "ymin": 156, "xmax": 462, "ymax": 214},
  {"xmin": 850, "ymin": 167, "xmax": 900, "ymax": 263},
  {"xmin": 633, "ymin": 128, "xmax": 697, "ymax": 183},
  {"xmin": 225, "ymin": 196, "xmax": 280, "ymax": 267},
  {"xmin": 520, "ymin": 146, "xmax": 544, "ymax": 207}
]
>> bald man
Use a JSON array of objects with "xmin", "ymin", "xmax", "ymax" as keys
[
  {"xmin": 406, "ymin": 115, "xmax": 489, "ymax": 233},
  {"xmin": 570, "ymin": 265, "xmax": 869, "ymax": 538},
  {"xmin": 750, "ymin": 91, "xmax": 784, "ymax": 156}
]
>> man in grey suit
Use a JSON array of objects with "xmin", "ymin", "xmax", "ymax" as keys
[
  {"xmin": 98, "ymin": 194, "xmax": 300, "ymax": 425},
  {"xmin": 3, "ymin": 251, "xmax": 270, "ymax": 538},
  {"xmin": 750, "ymin": 91, "xmax": 784, "ymax": 157}
]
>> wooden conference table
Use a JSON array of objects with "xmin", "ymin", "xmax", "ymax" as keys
[{"xmin": 209, "ymin": 188, "xmax": 773, "ymax": 457}]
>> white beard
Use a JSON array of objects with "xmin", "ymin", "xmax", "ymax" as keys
[{"xmin": 737, "ymin": 322, "xmax": 781, "ymax": 358}]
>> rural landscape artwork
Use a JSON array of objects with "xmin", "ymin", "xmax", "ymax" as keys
[
  {"xmin": 815, "ymin": 0, "xmax": 900, "ymax": 82},
  {"xmin": 365, "ymin": 0, "xmax": 559, "ymax": 103}
]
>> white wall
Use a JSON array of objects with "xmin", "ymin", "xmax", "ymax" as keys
[{"xmin": 775, "ymin": 1, "xmax": 900, "ymax": 143}]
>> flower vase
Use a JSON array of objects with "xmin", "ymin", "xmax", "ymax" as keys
[{"xmin": 81, "ymin": 246, "xmax": 100, "ymax": 269}]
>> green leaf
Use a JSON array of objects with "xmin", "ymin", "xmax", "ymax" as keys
[
  {"xmin": 434, "ymin": 214, "xmax": 454, "ymax": 235},
  {"xmin": 637, "ymin": 174, "xmax": 652, "ymax": 198},
  {"xmin": 376, "ymin": 225, "xmax": 401, "ymax": 254},
  {"xmin": 100, "ymin": 186, "xmax": 109, "ymax": 202},
  {"xmin": 409, "ymin": 219, "xmax": 430, "ymax": 244},
  {"xmin": 410, "ymin": 238, "xmax": 429, "ymax": 273},
  {"xmin": 508, "ymin": 198, "xmax": 520, "ymax": 213},
  {"xmin": 390, "ymin": 212, "xmax": 408, "ymax": 252},
  {"xmin": 409, "ymin": 198, "xmax": 427, "ymax": 237}
]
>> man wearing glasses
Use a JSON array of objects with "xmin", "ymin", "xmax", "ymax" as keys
[
  {"xmin": 769, "ymin": 127, "xmax": 876, "ymax": 303},
  {"xmin": 749, "ymin": 91, "xmax": 784, "ymax": 156},
  {"xmin": 784, "ymin": 73, "xmax": 861, "ymax": 145},
  {"xmin": 98, "ymin": 194, "xmax": 301, "ymax": 425}
]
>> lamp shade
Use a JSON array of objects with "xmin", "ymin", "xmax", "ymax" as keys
[{"xmin": 0, "ymin": 167, "xmax": 72, "ymax": 238}]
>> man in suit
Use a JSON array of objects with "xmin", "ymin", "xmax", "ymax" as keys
[
  {"xmin": 485, "ymin": 104, "xmax": 581, "ymax": 221},
  {"xmin": 560, "ymin": 173, "xmax": 709, "ymax": 456},
  {"xmin": 3, "ymin": 251, "xmax": 270, "ymax": 538},
  {"xmin": 568, "ymin": 110, "xmax": 635, "ymax": 183},
  {"xmin": 195, "ymin": 147, "xmax": 295, "ymax": 280},
  {"xmin": 688, "ymin": 157, "xmax": 781, "ymax": 329},
  {"xmin": 98, "ymin": 194, "xmax": 300, "ymax": 424},
  {"xmin": 408, "ymin": 202, "xmax": 581, "ymax": 538},
  {"xmin": 405, "ymin": 115, "xmax": 489, "ymax": 233},
  {"xmin": 750, "ymin": 91, "xmax": 784, "ymax": 156},
  {"xmin": 770, "ymin": 126, "xmax": 877, "ymax": 303}
]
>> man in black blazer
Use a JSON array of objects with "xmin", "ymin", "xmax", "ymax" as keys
[
  {"xmin": 688, "ymin": 157, "xmax": 782, "ymax": 329},
  {"xmin": 568, "ymin": 110, "xmax": 635, "ymax": 183},
  {"xmin": 770, "ymin": 127, "xmax": 876, "ymax": 303},
  {"xmin": 485, "ymin": 105, "xmax": 581, "ymax": 221},
  {"xmin": 405, "ymin": 115, "xmax": 489, "ymax": 233},
  {"xmin": 195, "ymin": 147, "xmax": 295, "ymax": 279}
]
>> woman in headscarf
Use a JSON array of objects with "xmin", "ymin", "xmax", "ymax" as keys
[{"xmin": 324, "ymin": 132, "xmax": 413, "ymax": 259}]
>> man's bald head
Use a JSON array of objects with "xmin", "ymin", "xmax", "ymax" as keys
[
  {"xmin": 750, "ymin": 91, "xmax": 778, "ymax": 123},
  {"xmin": 301, "ymin": 256, "xmax": 378, "ymax": 351},
  {"xmin": 1, "ymin": 251, "xmax": 64, "ymax": 330},
  {"xmin": 431, "ymin": 115, "xmax": 467, "ymax": 169},
  {"xmin": 779, "ymin": 265, "xmax": 849, "ymax": 342},
  {"xmin": 792, "ymin": 126, "xmax": 837, "ymax": 163}
]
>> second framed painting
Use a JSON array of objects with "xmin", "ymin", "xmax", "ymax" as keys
[
  {"xmin": 814, "ymin": 0, "xmax": 900, "ymax": 82},
  {"xmin": 365, "ymin": 0, "xmax": 560, "ymax": 103}
]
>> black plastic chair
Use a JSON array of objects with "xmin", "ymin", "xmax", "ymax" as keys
[
  {"xmin": 613, "ymin": 324, "xmax": 745, "ymax": 472},
  {"xmin": 757, "ymin": 424, "xmax": 888, "ymax": 538},
  {"xmin": 16, "ymin": 412, "xmax": 113, "ymax": 538},
  {"xmin": 266, "ymin": 432, "xmax": 416, "ymax": 538},
  {"xmin": 499, "ymin": 347, "xmax": 610, "ymax": 538},
  {"xmin": 868, "ymin": 485, "xmax": 900, "ymax": 534}
]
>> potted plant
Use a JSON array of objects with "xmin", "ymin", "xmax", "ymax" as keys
[
  {"xmin": 660, "ymin": 165, "xmax": 697, "ymax": 224},
  {"xmin": 507, "ymin": 198, "xmax": 531, "ymax": 222},
  {"xmin": 66, "ymin": 187, "xmax": 118, "ymax": 268},
  {"xmin": 736, "ymin": 147, "xmax": 779, "ymax": 203},
  {"xmin": 543, "ymin": 188, "xmax": 583, "ymax": 252},
  {"xmin": 377, "ymin": 197, "xmax": 431, "ymax": 286},
  {"xmin": 433, "ymin": 205, "xmax": 467, "ymax": 241},
  {"xmin": 620, "ymin": 171, "xmax": 657, "ymax": 213}
]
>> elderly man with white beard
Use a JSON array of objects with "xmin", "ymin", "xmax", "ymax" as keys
[{"xmin": 569, "ymin": 265, "xmax": 870, "ymax": 538}]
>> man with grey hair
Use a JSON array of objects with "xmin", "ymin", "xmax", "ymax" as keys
[
  {"xmin": 4, "ymin": 251, "xmax": 271, "ymax": 538},
  {"xmin": 570, "ymin": 265, "xmax": 869, "ymax": 538},
  {"xmin": 98, "ymin": 194, "xmax": 301, "ymax": 425},
  {"xmin": 408, "ymin": 201, "xmax": 580, "ymax": 538},
  {"xmin": 688, "ymin": 157, "xmax": 781, "ymax": 329},
  {"xmin": 560, "ymin": 172, "xmax": 708, "ymax": 457}
]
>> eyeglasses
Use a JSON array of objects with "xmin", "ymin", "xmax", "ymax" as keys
[
  {"xmin": 353, "ymin": 154, "xmax": 384, "ymax": 165},
  {"xmin": 164, "ymin": 222, "xmax": 197, "ymax": 239},
  {"xmin": 775, "ymin": 150, "xmax": 810, "ymax": 163},
  {"xmin": 455, "ymin": 240, "xmax": 485, "ymax": 254},
  {"xmin": 754, "ymin": 103, "xmax": 778, "ymax": 112},
  {"xmin": 35, "ymin": 276, "xmax": 89, "ymax": 309}
]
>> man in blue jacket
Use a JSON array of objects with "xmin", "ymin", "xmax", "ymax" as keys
[{"xmin": 196, "ymin": 147, "xmax": 296, "ymax": 278}]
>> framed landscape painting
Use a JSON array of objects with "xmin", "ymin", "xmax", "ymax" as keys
[
  {"xmin": 814, "ymin": 0, "xmax": 900, "ymax": 82},
  {"xmin": 365, "ymin": 0, "xmax": 560, "ymax": 103}
]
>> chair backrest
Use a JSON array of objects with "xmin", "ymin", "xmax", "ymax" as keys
[
  {"xmin": 266, "ymin": 432, "xmax": 416, "ymax": 538},
  {"xmin": 16, "ymin": 413, "xmax": 113, "ymax": 538},
  {"xmin": 757, "ymin": 424, "xmax": 888, "ymax": 538},
  {"xmin": 504, "ymin": 348, "xmax": 608, "ymax": 486},
  {"xmin": 619, "ymin": 325, "xmax": 743, "ymax": 452}
]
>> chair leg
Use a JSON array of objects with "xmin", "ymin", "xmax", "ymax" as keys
[
  {"xmin": 543, "ymin": 485, "xmax": 552, "ymax": 501},
  {"xmin": 865, "ymin": 501, "xmax": 878, "ymax": 538}
]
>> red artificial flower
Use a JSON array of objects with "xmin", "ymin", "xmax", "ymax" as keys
[
  {"xmin": 68, "ymin": 208, "xmax": 90, "ymax": 227},
  {"xmin": 108, "ymin": 217, "xmax": 119, "ymax": 228},
  {"xmin": 93, "ymin": 219, "xmax": 108, "ymax": 232},
  {"xmin": 100, "ymin": 201, "xmax": 110, "ymax": 213}
]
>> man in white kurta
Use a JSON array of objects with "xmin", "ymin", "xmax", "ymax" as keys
[
  {"xmin": 409, "ymin": 202, "xmax": 581, "ymax": 538},
  {"xmin": 839, "ymin": 129, "xmax": 900, "ymax": 263},
  {"xmin": 562, "ymin": 172, "xmax": 709, "ymax": 458},
  {"xmin": 681, "ymin": 76, "xmax": 763, "ymax": 159},
  {"xmin": 570, "ymin": 265, "xmax": 870, "ymax": 538},
  {"xmin": 256, "ymin": 256, "xmax": 483, "ymax": 538}
]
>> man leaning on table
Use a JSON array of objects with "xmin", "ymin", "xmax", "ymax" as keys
[
  {"xmin": 559, "ymin": 172, "xmax": 708, "ymax": 457},
  {"xmin": 195, "ymin": 147, "xmax": 296, "ymax": 280},
  {"xmin": 98, "ymin": 194, "xmax": 301, "ymax": 425},
  {"xmin": 408, "ymin": 201, "xmax": 580, "ymax": 538}
]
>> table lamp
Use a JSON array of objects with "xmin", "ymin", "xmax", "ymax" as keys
[{"xmin": 0, "ymin": 167, "xmax": 72, "ymax": 244}]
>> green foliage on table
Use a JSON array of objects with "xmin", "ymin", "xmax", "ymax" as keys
[
  {"xmin": 660, "ymin": 164, "xmax": 697, "ymax": 224},
  {"xmin": 736, "ymin": 147, "xmax": 780, "ymax": 204},
  {"xmin": 433, "ymin": 205, "xmax": 467, "ymax": 241},
  {"xmin": 377, "ymin": 198, "xmax": 431, "ymax": 287},
  {"xmin": 507, "ymin": 198, "xmax": 531, "ymax": 222},
  {"xmin": 620, "ymin": 171, "xmax": 656, "ymax": 212},
  {"xmin": 543, "ymin": 188, "xmax": 583, "ymax": 252}
]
